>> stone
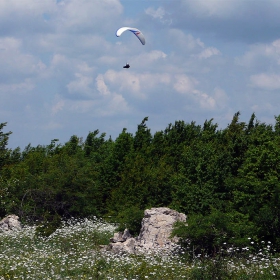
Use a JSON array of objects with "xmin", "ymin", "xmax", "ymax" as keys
[
  {"xmin": 110, "ymin": 228, "xmax": 132, "ymax": 243},
  {"xmin": 110, "ymin": 237, "xmax": 136, "ymax": 254},
  {"xmin": 110, "ymin": 231, "xmax": 123, "ymax": 243},
  {"xmin": 137, "ymin": 207, "xmax": 186, "ymax": 250},
  {"xmin": 108, "ymin": 207, "xmax": 186, "ymax": 255},
  {"xmin": 0, "ymin": 215, "xmax": 22, "ymax": 232}
]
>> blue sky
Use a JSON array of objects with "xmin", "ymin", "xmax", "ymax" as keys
[{"xmin": 2, "ymin": 0, "xmax": 280, "ymax": 149}]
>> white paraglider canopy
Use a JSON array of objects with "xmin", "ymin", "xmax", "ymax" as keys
[{"xmin": 116, "ymin": 27, "xmax": 145, "ymax": 45}]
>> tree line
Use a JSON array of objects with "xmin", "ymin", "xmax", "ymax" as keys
[{"xmin": 1, "ymin": 112, "xmax": 280, "ymax": 254}]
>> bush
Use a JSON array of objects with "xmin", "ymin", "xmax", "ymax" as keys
[
  {"xmin": 115, "ymin": 205, "xmax": 144, "ymax": 236},
  {"xmin": 172, "ymin": 208, "xmax": 256, "ymax": 258},
  {"xmin": 35, "ymin": 213, "xmax": 62, "ymax": 237}
]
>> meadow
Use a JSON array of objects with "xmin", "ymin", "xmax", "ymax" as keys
[{"xmin": 1, "ymin": 218, "xmax": 280, "ymax": 279}]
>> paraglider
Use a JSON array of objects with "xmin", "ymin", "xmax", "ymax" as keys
[
  {"xmin": 116, "ymin": 27, "xmax": 145, "ymax": 45},
  {"xmin": 116, "ymin": 27, "xmax": 145, "ymax": 68}
]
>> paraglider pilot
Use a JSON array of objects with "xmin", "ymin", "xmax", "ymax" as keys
[{"xmin": 116, "ymin": 27, "xmax": 145, "ymax": 70}]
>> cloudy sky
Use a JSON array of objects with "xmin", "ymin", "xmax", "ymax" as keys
[{"xmin": 2, "ymin": 0, "xmax": 280, "ymax": 149}]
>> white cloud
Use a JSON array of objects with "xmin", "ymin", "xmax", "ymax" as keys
[
  {"xmin": 173, "ymin": 75, "xmax": 227, "ymax": 110},
  {"xmin": 235, "ymin": 39, "xmax": 280, "ymax": 92},
  {"xmin": 168, "ymin": 29, "xmax": 204, "ymax": 52},
  {"xmin": 67, "ymin": 74, "xmax": 93, "ymax": 95},
  {"xmin": 97, "ymin": 93, "xmax": 130, "ymax": 117},
  {"xmin": 236, "ymin": 39, "xmax": 280, "ymax": 68},
  {"xmin": 250, "ymin": 73, "xmax": 280, "ymax": 90},
  {"xmin": 43, "ymin": 121, "xmax": 63, "ymax": 130},
  {"xmin": 100, "ymin": 70, "xmax": 173, "ymax": 100},
  {"xmin": 174, "ymin": 74, "xmax": 198, "ymax": 94},
  {"xmin": 213, "ymin": 87, "xmax": 228, "ymax": 108},
  {"xmin": 184, "ymin": 0, "xmax": 241, "ymax": 18},
  {"xmin": 140, "ymin": 73, "xmax": 171, "ymax": 90},
  {"xmin": 145, "ymin": 7, "xmax": 165, "ymax": 19},
  {"xmin": 51, "ymin": 54, "xmax": 68, "ymax": 67},
  {"xmin": 0, "ymin": 0, "xmax": 56, "ymax": 18},
  {"xmin": 133, "ymin": 50, "xmax": 167, "ymax": 69},
  {"xmin": 0, "ymin": 0, "xmax": 122, "ymax": 34},
  {"xmin": 97, "ymin": 91, "xmax": 131, "ymax": 117},
  {"xmin": 55, "ymin": 0, "xmax": 122, "ymax": 33},
  {"xmin": 145, "ymin": 6, "xmax": 172, "ymax": 25},
  {"xmin": 67, "ymin": 99, "xmax": 96, "ymax": 113},
  {"xmin": 197, "ymin": 47, "xmax": 221, "ymax": 59},
  {"xmin": 0, "ymin": 79, "xmax": 34, "ymax": 94},
  {"xmin": 145, "ymin": 50, "xmax": 167, "ymax": 61},
  {"xmin": 0, "ymin": 36, "xmax": 21, "ymax": 50},
  {"xmin": 66, "ymin": 62, "xmax": 95, "ymax": 96},
  {"xmin": 103, "ymin": 70, "xmax": 142, "ymax": 97},
  {"xmin": 194, "ymin": 90, "xmax": 216, "ymax": 109},
  {"xmin": 51, "ymin": 98, "xmax": 65, "ymax": 116},
  {"xmin": 166, "ymin": 0, "xmax": 280, "ymax": 44},
  {"xmin": 0, "ymin": 37, "xmax": 45, "ymax": 78},
  {"xmin": 96, "ymin": 74, "xmax": 110, "ymax": 96},
  {"xmin": 166, "ymin": 29, "xmax": 222, "ymax": 62}
]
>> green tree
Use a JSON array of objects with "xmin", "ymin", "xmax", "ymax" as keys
[
  {"xmin": 232, "ymin": 137, "xmax": 280, "ymax": 246},
  {"xmin": 170, "ymin": 119, "xmax": 231, "ymax": 214},
  {"xmin": 173, "ymin": 208, "xmax": 255, "ymax": 257},
  {"xmin": 133, "ymin": 117, "xmax": 152, "ymax": 151},
  {"xmin": 0, "ymin": 122, "xmax": 12, "ymax": 170}
]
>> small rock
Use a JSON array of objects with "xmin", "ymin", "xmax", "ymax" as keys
[{"xmin": 0, "ymin": 215, "xmax": 22, "ymax": 232}]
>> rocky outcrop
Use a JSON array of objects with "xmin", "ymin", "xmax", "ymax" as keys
[
  {"xmin": 108, "ymin": 207, "xmax": 186, "ymax": 254},
  {"xmin": 0, "ymin": 215, "xmax": 22, "ymax": 232}
]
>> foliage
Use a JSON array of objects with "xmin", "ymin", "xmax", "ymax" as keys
[
  {"xmin": 173, "ymin": 208, "xmax": 256, "ymax": 257},
  {"xmin": 35, "ymin": 212, "xmax": 62, "ymax": 237},
  {"xmin": 2, "ymin": 113, "xmax": 280, "ymax": 254},
  {"xmin": 0, "ymin": 122, "xmax": 12, "ymax": 170},
  {"xmin": 114, "ymin": 205, "xmax": 144, "ymax": 236}
]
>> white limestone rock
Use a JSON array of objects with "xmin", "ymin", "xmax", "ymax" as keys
[
  {"xmin": 0, "ymin": 215, "xmax": 22, "ymax": 232},
  {"xmin": 108, "ymin": 207, "xmax": 186, "ymax": 255}
]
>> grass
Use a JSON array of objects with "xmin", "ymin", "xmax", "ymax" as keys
[{"xmin": 1, "ymin": 218, "xmax": 280, "ymax": 279}]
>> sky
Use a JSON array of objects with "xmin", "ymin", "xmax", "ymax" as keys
[{"xmin": 2, "ymin": 0, "xmax": 280, "ymax": 149}]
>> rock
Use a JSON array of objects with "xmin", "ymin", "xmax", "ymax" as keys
[
  {"xmin": 108, "ymin": 207, "xmax": 186, "ymax": 255},
  {"xmin": 122, "ymin": 228, "xmax": 132, "ymax": 240},
  {"xmin": 0, "ymin": 215, "xmax": 22, "ymax": 232},
  {"xmin": 110, "ymin": 228, "xmax": 132, "ymax": 243},
  {"xmin": 138, "ymin": 207, "xmax": 186, "ymax": 250},
  {"xmin": 110, "ymin": 237, "xmax": 136, "ymax": 254},
  {"xmin": 110, "ymin": 231, "xmax": 123, "ymax": 243}
]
